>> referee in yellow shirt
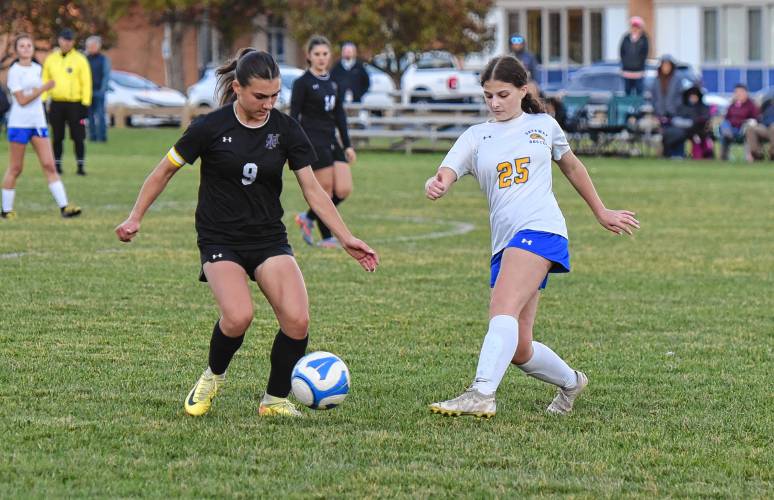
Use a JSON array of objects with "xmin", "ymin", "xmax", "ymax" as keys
[{"xmin": 42, "ymin": 29, "xmax": 92, "ymax": 176}]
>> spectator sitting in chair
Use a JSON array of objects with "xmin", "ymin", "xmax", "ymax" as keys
[
  {"xmin": 661, "ymin": 85, "xmax": 713, "ymax": 159},
  {"xmin": 720, "ymin": 84, "xmax": 759, "ymax": 161},
  {"xmin": 744, "ymin": 96, "xmax": 774, "ymax": 161}
]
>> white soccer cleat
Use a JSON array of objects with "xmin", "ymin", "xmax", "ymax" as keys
[
  {"xmin": 429, "ymin": 387, "xmax": 496, "ymax": 418},
  {"xmin": 546, "ymin": 371, "xmax": 588, "ymax": 415}
]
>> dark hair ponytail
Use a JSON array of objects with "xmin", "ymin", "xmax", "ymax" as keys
[
  {"xmin": 216, "ymin": 48, "xmax": 280, "ymax": 106},
  {"xmin": 480, "ymin": 55, "xmax": 545, "ymax": 114}
]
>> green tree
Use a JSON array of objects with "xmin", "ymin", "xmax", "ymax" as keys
[
  {"xmin": 279, "ymin": 0, "xmax": 493, "ymax": 84},
  {"xmin": 0, "ymin": 0, "xmax": 129, "ymax": 69}
]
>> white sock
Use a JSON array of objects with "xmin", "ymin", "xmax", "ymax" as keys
[
  {"xmin": 204, "ymin": 367, "xmax": 225, "ymax": 380},
  {"xmin": 2, "ymin": 189, "xmax": 15, "ymax": 212},
  {"xmin": 262, "ymin": 393, "xmax": 285, "ymax": 404},
  {"xmin": 471, "ymin": 315, "xmax": 519, "ymax": 396},
  {"xmin": 517, "ymin": 341, "xmax": 577, "ymax": 389},
  {"xmin": 48, "ymin": 180, "xmax": 68, "ymax": 208}
]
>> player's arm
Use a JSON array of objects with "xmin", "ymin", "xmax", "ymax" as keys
[
  {"xmin": 424, "ymin": 166, "xmax": 458, "ymax": 200},
  {"xmin": 555, "ymin": 150, "xmax": 640, "ymax": 235},
  {"xmin": 115, "ymin": 156, "xmax": 181, "ymax": 242},
  {"xmin": 11, "ymin": 81, "xmax": 55, "ymax": 106},
  {"xmin": 293, "ymin": 166, "xmax": 378, "ymax": 272}
]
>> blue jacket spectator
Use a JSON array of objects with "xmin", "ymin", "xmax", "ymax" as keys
[
  {"xmin": 86, "ymin": 35, "xmax": 111, "ymax": 142},
  {"xmin": 509, "ymin": 34, "xmax": 539, "ymax": 82}
]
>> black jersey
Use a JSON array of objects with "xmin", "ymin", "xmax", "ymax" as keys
[
  {"xmin": 168, "ymin": 104, "xmax": 316, "ymax": 249},
  {"xmin": 290, "ymin": 70, "xmax": 351, "ymax": 148}
]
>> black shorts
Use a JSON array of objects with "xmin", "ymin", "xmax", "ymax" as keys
[
  {"xmin": 198, "ymin": 243, "xmax": 294, "ymax": 282},
  {"xmin": 307, "ymin": 131, "xmax": 346, "ymax": 170}
]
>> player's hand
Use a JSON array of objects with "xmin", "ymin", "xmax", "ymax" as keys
[
  {"xmin": 42, "ymin": 80, "xmax": 55, "ymax": 91},
  {"xmin": 115, "ymin": 218, "xmax": 141, "ymax": 242},
  {"xmin": 345, "ymin": 147, "xmax": 357, "ymax": 164},
  {"xmin": 595, "ymin": 209, "xmax": 640, "ymax": 235},
  {"xmin": 341, "ymin": 236, "xmax": 379, "ymax": 272},
  {"xmin": 425, "ymin": 173, "xmax": 448, "ymax": 200}
]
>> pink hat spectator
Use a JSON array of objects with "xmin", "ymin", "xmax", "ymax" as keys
[{"xmin": 630, "ymin": 16, "xmax": 644, "ymax": 28}]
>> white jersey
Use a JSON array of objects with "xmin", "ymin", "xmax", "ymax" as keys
[
  {"xmin": 6, "ymin": 62, "xmax": 48, "ymax": 129},
  {"xmin": 441, "ymin": 112, "xmax": 571, "ymax": 255}
]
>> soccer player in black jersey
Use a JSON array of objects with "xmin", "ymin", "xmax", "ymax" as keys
[
  {"xmin": 115, "ymin": 49, "xmax": 378, "ymax": 418},
  {"xmin": 291, "ymin": 35, "xmax": 357, "ymax": 248}
]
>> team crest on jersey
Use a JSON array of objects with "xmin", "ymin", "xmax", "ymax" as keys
[
  {"xmin": 525, "ymin": 129, "xmax": 548, "ymax": 146},
  {"xmin": 265, "ymin": 133, "xmax": 280, "ymax": 149}
]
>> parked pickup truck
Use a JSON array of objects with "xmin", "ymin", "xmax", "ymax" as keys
[{"xmin": 400, "ymin": 51, "xmax": 481, "ymax": 104}]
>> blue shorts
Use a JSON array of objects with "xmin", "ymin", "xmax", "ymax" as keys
[
  {"xmin": 8, "ymin": 127, "xmax": 48, "ymax": 144},
  {"xmin": 490, "ymin": 229, "xmax": 570, "ymax": 290}
]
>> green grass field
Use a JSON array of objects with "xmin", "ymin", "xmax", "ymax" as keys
[{"xmin": 0, "ymin": 129, "xmax": 772, "ymax": 497}]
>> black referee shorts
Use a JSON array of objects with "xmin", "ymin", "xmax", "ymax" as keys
[
  {"xmin": 49, "ymin": 101, "xmax": 86, "ymax": 143},
  {"xmin": 198, "ymin": 243, "xmax": 294, "ymax": 282}
]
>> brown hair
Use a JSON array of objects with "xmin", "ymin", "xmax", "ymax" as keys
[
  {"xmin": 215, "ymin": 48, "xmax": 280, "ymax": 106},
  {"xmin": 480, "ymin": 56, "xmax": 544, "ymax": 114},
  {"xmin": 305, "ymin": 35, "xmax": 331, "ymax": 66}
]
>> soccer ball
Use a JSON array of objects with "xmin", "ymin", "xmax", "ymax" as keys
[{"xmin": 291, "ymin": 351, "xmax": 350, "ymax": 410}]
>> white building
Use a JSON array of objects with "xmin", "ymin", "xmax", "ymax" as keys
[{"xmin": 486, "ymin": 0, "xmax": 774, "ymax": 93}]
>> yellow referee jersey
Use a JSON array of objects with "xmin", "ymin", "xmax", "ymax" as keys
[{"xmin": 42, "ymin": 48, "xmax": 92, "ymax": 106}]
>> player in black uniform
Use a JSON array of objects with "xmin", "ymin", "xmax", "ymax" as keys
[
  {"xmin": 291, "ymin": 35, "xmax": 357, "ymax": 248},
  {"xmin": 115, "ymin": 49, "xmax": 378, "ymax": 418}
]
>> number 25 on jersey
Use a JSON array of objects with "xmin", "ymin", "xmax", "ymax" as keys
[{"xmin": 497, "ymin": 157, "xmax": 530, "ymax": 189}]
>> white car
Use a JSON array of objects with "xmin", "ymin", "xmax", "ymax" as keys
[
  {"xmin": 399, "ymin": 51, "xmax": 481, "ymax": 104},
  {"xmin": 187, "ymin": 65, "xmax": 304, "ymax": 110},
  {"xmin": 361, "ymin": 64, "xmax": 396, "ymax": 106},
  {"xmin": 107, "ymin": 70, "xmax": 187, "ymax": 126}
]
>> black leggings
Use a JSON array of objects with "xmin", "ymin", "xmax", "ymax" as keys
[{"xmin": 49, "ymin": 101, "xmax": 85, "ymax": 164}]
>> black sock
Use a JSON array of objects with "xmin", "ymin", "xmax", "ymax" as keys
[
  {"xmin": 266, "ymin": 329, "xmax": 308, "ymax": 398},
  {"xmin": 306, "ymin": 208, "xmax": 317, "ymax": 222},
  {"xmin": 208, "ymin": 320, "xmax": 244, "ymax": 375},
  {"xmin": 312, "ymin": 195, "xmax": 345, "ymax": 240}
]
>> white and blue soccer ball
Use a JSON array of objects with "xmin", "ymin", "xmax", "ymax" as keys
[{"xmin": 291, "ymin": 351, "xmax": 350, "ymax": 410}]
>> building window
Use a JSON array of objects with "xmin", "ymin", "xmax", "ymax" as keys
[
  {"xmin": 508, "ymin": 12, "xmax": 521, "ymax": 42},
  {"xmin": 703, "ymin": 8, "xmax": 719, "ymax": 62},
  {"xmin": 747, "ymin": 7, "xmax": 762, "ymax": 62},
  {"xmin": 590, "ymin": 11, "xmax": 603, "ymax": 63},
  {"xmin": 568, "ymin": 9, "xmax": 583, "ymax": 65},
  {"xmin": 527, "ymin": 9, "xmax": 542, "ymax": 64},
  {"xmin": 548, "ymin": 12, "xmax": 561, "ymax": 63},
  {"xmin": 267, "ymin": 15, "xmax": 285, "ymax": 63}
]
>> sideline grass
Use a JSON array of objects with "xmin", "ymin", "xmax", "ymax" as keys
[{"xmin": 0, "ymin": 129, "xmax": 772, "ymax": 497}]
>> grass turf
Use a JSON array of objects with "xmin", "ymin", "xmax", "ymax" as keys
[{"xmin": 0, "ymin": 129, "xmax": 772, "ymax": 497}]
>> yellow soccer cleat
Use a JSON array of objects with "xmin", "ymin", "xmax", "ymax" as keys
[
  {"xmin": 60, "ymin": 204, "xmax": 82, "ymax": 218},
  {"xmin": 1, "ymin": 210, "xmax": 17, "ymax": 220},
  {"xmin": 258, "ymin": 396, "xmax": 303, "ymax": 417},
  {"xmin": 184, "ymin": 370, "xmax": 224, "ymax": 417}
]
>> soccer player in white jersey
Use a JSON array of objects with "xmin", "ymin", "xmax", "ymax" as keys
[
  {"xmin": 1, "ymin": 34, "xmax": 81, "ymax": 220},
  {"xmin": 0, "ymin": 34, "xmax": 81, "ymax": 220},
  {"xmin": 426, "ymin": 56, "xmax": 639, "ymax": 417}
]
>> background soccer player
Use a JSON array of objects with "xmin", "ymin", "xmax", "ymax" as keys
[
  {"xmin": 2, "ymin": 33, "xmax": 81, "ymax": 219},
  {"xmin": 291, "ymin": 35, "xmax": 357, "ymax": 248},
  {"xmin": 115, "ymin": 49, "xmax": 378, "ymax": 418},
  {"xmin": 425, "ymin": 56, "xmax": 639, "ymax": 418}
]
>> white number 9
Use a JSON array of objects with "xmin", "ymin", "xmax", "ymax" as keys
[{"xmin": 242, "ymin": 163, "xmax": 258, "ymax": 185}]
